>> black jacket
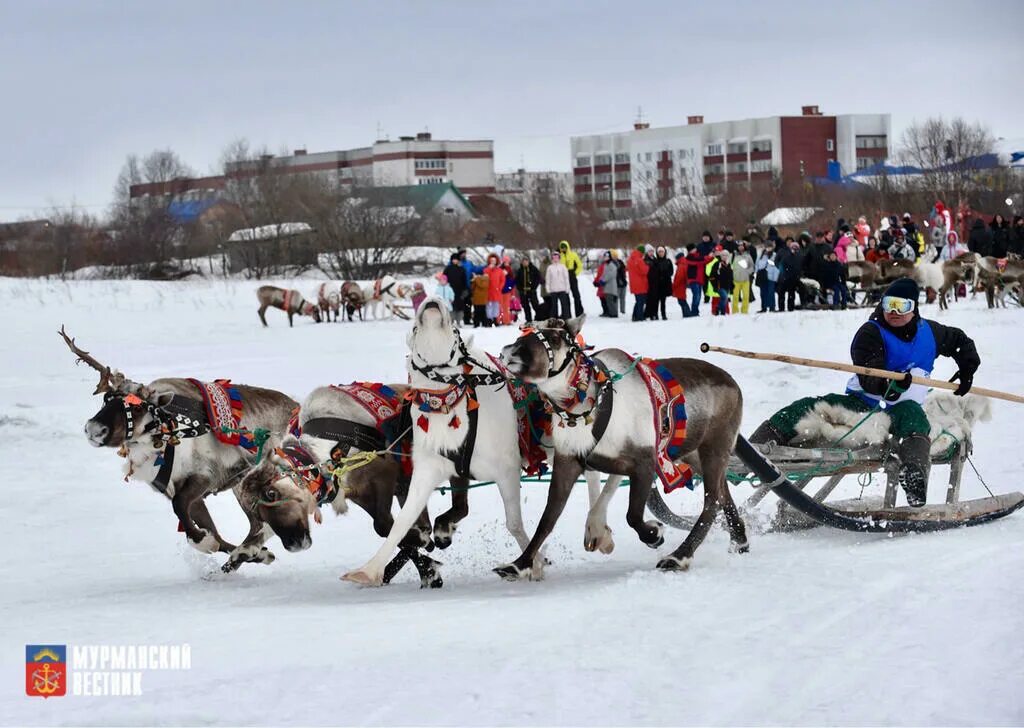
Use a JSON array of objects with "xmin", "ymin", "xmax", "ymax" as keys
[
  {"xmin": 821, "ymin": 259, "xmax": 845, "ymax": 288},
  {"xmin": 991, "ymin": 222, "xmax": 1010, "ymax": 258},
  {"xmin": 968, "ymin": 219, "xmax": 992, "ymax": 256},
  {"xmin": 709, "ymin": 258, "xmax": 734, "ymax": 291},
  {"xmin": 443, "ymin": 262, "xmax": 467, "ymax": 296},
  {"xmin": 1011, "ymin": 218, "xmax": 1024, "ymax": 256},
  {"xmin": 850, "ymin": 306, "xmax": 980, "ymax": 397},
  {"xmin": 514, "ymin": 262, "xmax": 541, "ymax": 295},
  {"xmin": 648, "ymin": 255, "xmax": 673, "ymax": 297},
  {"xmin": 776, "ymin": 246, "xmax": 804, "ymax": 282},
  {"xmin": 804, "ymin": 242, "xmax": 833, "ymax": 280}
]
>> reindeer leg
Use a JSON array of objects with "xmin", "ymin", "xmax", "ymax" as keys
[
  {"xmin": 190, "ymin": 499, "xmax": 236, "ymax": 553},
  {"xmin": 171, "ymin": 477, "xmax": 219, "ymax": 553},
  {"xmin": 258, "ymin": 305, "xmax": 268, "ymax": 327},
  {"xmin": 288, "ymin": 310, "xmax": 294, "ymax": 327},
  {"xmin": 625, "ymin": 464, "xmax": 664, "ymax": 548},
  {"xmin": 583, "ymin": 472, "xmax": 620, "ymax": 554},
  {"xmin": 431, "ymin": 479, "xmax": 469, "ymax": 549},
  {"xmin": 222, "ymin": 491, "xmax": 275, "ymax": 572},
  {"xmin": 494, "ymin": 454, "xmax": 580, "ymax": 581}
]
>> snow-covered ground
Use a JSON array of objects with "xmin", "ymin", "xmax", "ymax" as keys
[{"xmin": 2, "ymin": 276, "xmax": 1022, "ymax": 726}]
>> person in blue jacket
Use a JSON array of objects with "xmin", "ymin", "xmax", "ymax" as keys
[{"xmin": 749, "ymin": 278, "xmax": 980, "ymax": 506}]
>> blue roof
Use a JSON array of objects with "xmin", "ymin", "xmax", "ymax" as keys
[{"xmin": 167, "ymin": 198, "xmax": 224, "ymax": 224}]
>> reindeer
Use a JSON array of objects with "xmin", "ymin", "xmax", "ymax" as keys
[
  {"xmin": 976, "ymin": 256, "xmax": 1024, "ymax": 308},
  {"xmin": 339, "ymin": 299, "xmax": 617, "ymax": 587},
  {"xmin": 845, "ymin": 260, "xmax": 879, "ymax": 306},
  {"xmin": 60, "ymin": 327, "xmax": 298, "ymax": 571},
  {"xmin": 362, "ymin": 275, "xmax": 412, "ymax": 320},
  {"xmin": 316, "ymin": 282, "xmax": 341, "ymax": 322},
  {"xmin": 496, "ymin": 315, "xmax": 749, "ymax": 576},
  {"xmin": 938, "ymin": 253, "xmax": 978, "ymax": 310},
  {"xmin": 339, "ymin": 281, "xmax": 365, "ymax": 322},
  {"xmin": 236, "ymin": 383, "xmax": 475, "ymax": 588},
  {"xmin": 257, "ymin": 285, "xmax": 322, "ymax": 327}
]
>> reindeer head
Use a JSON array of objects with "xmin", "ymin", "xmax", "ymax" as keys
[
  {"xmin": 59, "ymin": 327, "xmax": 172, "ymax": 448},
  {"xmin": 500, "ymin": 315, "xmax": 586, "ymax": 383},
  {"xmin": 237, "ymin": 439, "xmax": 319, "ymax": 552},
  {"xmin": 407, "ymin": 297, "xmax": 459, "ymax": 372}
]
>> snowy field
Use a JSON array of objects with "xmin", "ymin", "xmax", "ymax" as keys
[{"xmin": 2, "ymin": 276, "xmax": 1023, "ymax": 726}]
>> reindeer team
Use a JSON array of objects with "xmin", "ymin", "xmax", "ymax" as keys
[{"xmin": 65, "ymin": 244, "xmax": 1019, "ymax": 591}]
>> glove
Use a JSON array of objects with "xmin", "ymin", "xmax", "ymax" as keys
[
  {"xmin": 884, "ymin": 371, "xmax": 913, "ymax": 402},
  {"xmin": 950, "ymin": 370, "xmax": 974, "ymax": 397}
]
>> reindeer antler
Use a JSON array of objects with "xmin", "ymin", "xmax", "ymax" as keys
[{"xmin": 58, "ymin": 325, "xmax": 114, "ymax": 395}]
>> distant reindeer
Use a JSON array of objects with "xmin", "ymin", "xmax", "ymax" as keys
[
  {"xmin": 340, "ymin": 281, "xmax": 365, "ymax": 322},
  {"xmin": 60, "ymin": 328, "xmax": 298, "ymax": 571},
  {"xmin": 316, "ymin": 282, "xmax": 341, "ymax": 322},
  {"xmin": 976, "ymin": 256, "xmax": 1024, "ymax": 309},
  {"xmin": 362, "ymin": 275, "xmax": 412, "ymax": 320},
  {"xmin": 257, "ymin": 286, "xmax": 321, "ymax": 327}
]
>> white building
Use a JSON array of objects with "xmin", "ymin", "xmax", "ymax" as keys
[{"xmin": 570, "ymin": 107, "xmax": 891, "ymax": 215}]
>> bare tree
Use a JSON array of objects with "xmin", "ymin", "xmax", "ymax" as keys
[{"xmin": 899, "ymin": 117, "xmax": 995, "ymax": 201}]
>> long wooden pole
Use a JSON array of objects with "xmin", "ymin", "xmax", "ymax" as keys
[{"xmin": 699, "ymin": 342, "xmax": 1024, "ymax": 405}]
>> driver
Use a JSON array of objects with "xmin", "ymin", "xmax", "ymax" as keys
[{"xmin": 749, "ymin": 278, "xmax": 980, "ymax": 507}]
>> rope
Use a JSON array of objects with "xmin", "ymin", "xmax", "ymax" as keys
[
  {"xmin": 605, "ymin": 356, "xmax": 639, "ymax": 382},
  {"xmin": 966, "ymin": 455, "xmax": 995, "ymax": 498},
  {"xmin": 220, "ymin": 426, "xmax": 272, "ymax": 462}
]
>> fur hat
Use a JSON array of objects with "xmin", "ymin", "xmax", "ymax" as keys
[{"xmin": 644, "ymin": 244, "xmax": 654, "ymax": 254}]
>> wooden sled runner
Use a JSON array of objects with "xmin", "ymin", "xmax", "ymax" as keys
[{"xmin": 646, "ymin": 435, "xmax": 1024, "ymax": 533}]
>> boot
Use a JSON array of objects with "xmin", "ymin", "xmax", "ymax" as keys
[
  {"xmin": 749, "ymin": 420, "xmax": 788, "ymax": 446},
  {"xmin": 897, "ymin": 434, "xmax": 931, "ymax": 507}
]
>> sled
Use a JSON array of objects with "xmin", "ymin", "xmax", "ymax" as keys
[{"xmin": 645, "ymin": 435, "xmax": 1024, "ymax": 533}]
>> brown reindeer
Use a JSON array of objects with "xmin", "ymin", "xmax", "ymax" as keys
[
  {"xmin": 236, "ymin": 383, "xmax": 474, "ymax": 587},
  {"xmin": 60, "ymin": 328, "xmax": 298, "ymax": 571},
  {"xmin": 938, "ymin": 253, "xmax": 978, "ymax": 310},
  {"xmin": 845, "ymin": 260, "xmax": 878, "ymax": 306},
  {"xmin": 339, "ymin": 281, "xmax": 365, "ymax": 322},
  {"xmin": 316, "ymin": 282, "xmax": 341, "ymax": 322},
  {"xmin": 497, "ymin": 316, "xmax": 748, "ymax": 577},
  {"xmin": 976, "ymin": 256, "xmax": 1024, "ymax": 308},
  {"xmin": 257, "ymin": 286, "xmax": 321, "ymax": 327}
]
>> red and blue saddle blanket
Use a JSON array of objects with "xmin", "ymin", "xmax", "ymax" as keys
[
  {"xmin": 487, "ymin": 354, "xmax": 549, "ymax": 476},
  {"xmin": 187, "ymin": 378, "xmax": 259, "ymax": 454},
  {"xmin": 633, "ymin": 357, "xmax": 693, "ymax": 493},
  {"xmin": 330, "ymin": 382, "xmax": 411, "ymax": 477}
]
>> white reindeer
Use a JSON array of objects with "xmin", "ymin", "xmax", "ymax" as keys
[{"xmin": 362, "ymin": 275, "xmax": 411, "ymax": 320}]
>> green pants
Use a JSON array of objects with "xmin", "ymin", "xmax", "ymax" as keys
[{"xmin": 768, "ymin": 393, "xmax": 930, "ymax": 442}]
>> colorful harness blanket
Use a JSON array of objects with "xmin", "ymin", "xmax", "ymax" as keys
[
  {"xmin": 330, "ymin": 382, "xmax": 410, "ymax": 476},
  {"xmin": 487, "ymin": 354, "xmax": 549, "ymax": 476},
  {"xmin": 633, "ymin": 357, "xmax": 693, "ymax": 493},
  {"xmin": 187, "ymin": 379, "xmax": 259, "ymax": 453}
]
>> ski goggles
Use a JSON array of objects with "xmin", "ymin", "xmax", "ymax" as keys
[{"xmin": 880, "ymin": 295, "xmax": 915, "ymax": 315}]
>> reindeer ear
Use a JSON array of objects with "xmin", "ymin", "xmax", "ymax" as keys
[
  {"xmin": 564, "ymin": 314, "xmax": 587, "ymax": 337},
  {"xmin": 152, "ymin": 391, "xmax": 176, "ymax": 409}
]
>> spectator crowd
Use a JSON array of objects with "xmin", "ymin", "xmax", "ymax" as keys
[{"xmin": 428, "ymin": 203, "xmax": 1024, "ymax": 326}]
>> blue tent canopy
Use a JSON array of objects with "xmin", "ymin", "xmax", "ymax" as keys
[{"xmin": 167, "ymin": 198, "xmax": 223, "ymax": 224}]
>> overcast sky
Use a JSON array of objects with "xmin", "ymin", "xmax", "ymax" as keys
[{"xmin": 1, "ymin": 0, "xmax": 1022, "ymax": 220}]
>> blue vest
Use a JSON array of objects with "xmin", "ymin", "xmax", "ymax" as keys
[{"xmin": 846, "ymin": 319, "xmax": 936, "ymax": 405}]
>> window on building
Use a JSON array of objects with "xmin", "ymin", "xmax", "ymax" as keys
[
  {"xmin": 575, "ymin": 155, "xmax": 591, "ymax": 167},
  {"xmin": 645, "ymin": 169, "xmax": 653, "ymax": 180},
  {"xmin": 575, "ymin": 174, "xmax": 590, "ymax": 185},
  {"xmin": 577, "ymin": 190, "xmax": 592, "ymax": 201},
  {"xmin": 856, "ymin": 157, "xmax": 875, "ymax": 170},
  {"xmin": 727, "ymin": 162, "xmax": 747, "ymax": 174},
  {"xmin": 750, "ymin": 159, "xmax": 773, "ymax": 173},
  {"xmin": 645, "ymin": 152, "xmax": 652, "ymax": 162},
  {"xmin": 727, "ymin": 142, "xmax": 748, "ymax": 155},
  {"xmin": 705, "ymin": 143, "xmax": 723, "ymax": 156},
  {"xmin": 826, "ymin": 139, "xmax": 835, "ymax": 152},
  {"xmin": 705, "ymin": 163, "xmax": 724, "ymax": 175},
  {"xmin": 614, "ymin": 171, "xmax": 630, "ymax": 182},
  {"xmin": 596, "ymin": 188, "xmax": 611, "ymax": 201},
  {"xmin": 595, "ymin": 173, "xmax": 612, "ymax": 184},
  {"xmin": 417, "ymin": 177, "xmax": 447, "ymax": 185},
  {"xmin": 594, "ymin": 154, "xmax": 611, "ymax": 166},
  {"xmin": 750, "ymin": 139, "xmax": 772, "ymax": 153},
  {"xmin": 614, "ymin": 153, "xmax": 629, "ymax": 164},
  {"xmin": 855, "ymin": 135, "xmax": 887, "ymax": 149},
  {"xmin": 616, "ymin": 188, "xmax": 631, "ymax": 200}
]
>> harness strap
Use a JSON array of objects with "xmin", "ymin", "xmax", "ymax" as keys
[
  {"xmin": 444, "ymin": 385, "xmax": 479, "ymax": 480},
  {"xmin": 151, "ymin": 444, "xmax": 175, "ymax": 494},
  {"xmin": 302, "ymin": 417, "xmax": 386, "ymax": 453}
]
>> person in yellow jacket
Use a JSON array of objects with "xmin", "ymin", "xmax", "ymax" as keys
[{"xmin": 558, "ymin": 240, "xmax": 585, "ymax": 317}]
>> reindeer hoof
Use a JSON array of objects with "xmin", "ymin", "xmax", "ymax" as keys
[
  {"xmin": 188, "ymin": 531, "xmax": 219, "ymax": 554},
  {"xmin": 341, "ymin": 569, "xmax": 383, "ymax": 587},
  {"xmin": 493, "ymin": 562, "xmax": 532, "ymax": 581},
  {"xmin": 730, "ymin": 540, "xmax": 750, "ymax": 555},
  {"xmin": 656, "ymin": 556, "xmax": 692, "ymax": 572},
  {"xmin": 644, "ymin": 521, "xmax": 665, "ymax": 550},
  {"xmin": 432, "ymin": 522, "xmax": 457, "ymax": 550},
  {"xmin": 585, "ymin": 526, "xmax": 615, "ymax": 554}
]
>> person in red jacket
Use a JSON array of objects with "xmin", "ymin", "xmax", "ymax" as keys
[
  {"xmin": 484, "ymin": 253, "xmax": 506, "ymax": 325},
  {"xmin": 672, "ymin": 251, "xmax": 690, "ymax": 317},
  {"xmin": 626, "ymin": 246, "xmax": 649, "ymax": 321},
  {"xmin": 683, "ymin": 244, "xmax": 706, "ymax": 317}
]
